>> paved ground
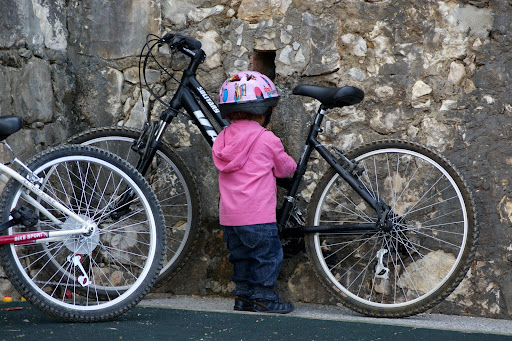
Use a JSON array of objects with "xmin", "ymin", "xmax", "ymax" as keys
[
  {"xmin": 140, "ymin": 295, "xmax": 512, "ymax": 338},
  {"xmin": 1, "ymin": 295, "xmax": 511, "ymax": 340}
]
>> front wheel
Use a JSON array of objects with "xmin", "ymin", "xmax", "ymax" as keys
[
  {"xmin": 0, "ymin": 145, "xmax": 165, "ymax": 321},
  {"xmin": 305, "ymin": 140, "xmax": 478, "ymax": 317},
  {"xmin": 66, "ymin": 127, "xmax": 199, "ymax": 286}
]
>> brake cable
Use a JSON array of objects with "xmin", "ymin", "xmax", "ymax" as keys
[{"xmin": 137, "ymin": 34, "xmax": 191, "ymax": 121}]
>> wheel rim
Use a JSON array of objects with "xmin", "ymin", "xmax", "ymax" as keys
[
  {"xmin": 312, "ymin": 147, "xmax": 469, "ymax": 309},
  {"xmin": 80, "ymin": 135, "xmax": 193, "ymax": 277},
  {"xmin": 7, "ymin": 154, "xmax": 157, "ymax": 311}
]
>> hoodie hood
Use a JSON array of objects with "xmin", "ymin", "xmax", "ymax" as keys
[{"xmin": 212, "ymin": 120, "xmax": 266, "ymax": 173}]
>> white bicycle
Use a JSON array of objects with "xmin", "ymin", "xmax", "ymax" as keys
[{"xmin": 0, "ymin": 115, "xmax": 165, "ymax": 322}]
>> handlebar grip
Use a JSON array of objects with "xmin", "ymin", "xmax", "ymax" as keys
[
  {"xmin": 162, "ymin": 33, "xmax": 202, "ymax": 50},
  {"xmin": 184, "ymin": 36, "xmax": 202, "ymax": 50}
]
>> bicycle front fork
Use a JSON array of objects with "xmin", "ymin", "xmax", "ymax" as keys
[{"xmin": 111, "ymin": 119, "xmax": 169, "ymax": 220}]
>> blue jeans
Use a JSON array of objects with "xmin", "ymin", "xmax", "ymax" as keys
[{"xmin": 222, "ymin": 223, "xmax": 283, "ymax": 301}]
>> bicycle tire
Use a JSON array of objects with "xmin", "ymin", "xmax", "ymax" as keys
[
  {"xmin": 305, "ymin": 139, "xmax": 478, "ymax": 317},
  {"xmin": 66, "ymin": 126, "xmax": 199, "ymax": 285},
  {"xmin": 0, "ymin": 145, "xmax": 165, "ymax": 321}
]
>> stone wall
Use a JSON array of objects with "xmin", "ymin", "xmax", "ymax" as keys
[{"xmin": 1, "ymin": 0, "xmax": 512, "ymax": 319}]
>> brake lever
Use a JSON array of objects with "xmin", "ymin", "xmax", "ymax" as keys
[{"xmin": 162, "ymin": 33, "xmax": 175, "ymax": 44}]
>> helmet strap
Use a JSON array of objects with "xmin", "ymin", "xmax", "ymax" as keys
[{"xmin": 263, "ymin": 108, "xmax": 273, "ymax": 127}]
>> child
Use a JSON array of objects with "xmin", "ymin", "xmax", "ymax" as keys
[{"xmin": 212, "ymin": 71, "xmax": 297, "ymax": 314}]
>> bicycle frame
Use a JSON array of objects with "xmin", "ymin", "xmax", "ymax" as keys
[
  {"xmin": 278, "ymin": 107, "xmax": 383, "ymax": 234},
  {"xmin": 162, "ymin": 48, "xmax": 229, "ymax": 144},
  {"xmin": 0, "ymin": 161, "xmax": 92, "ymax": 246},
  {"xmin": 139, "ymin": 41, "xmax": 386, "ymax": 235},
  {"xmin": 133, "ymin": 48, "xmax": 228, "ymax": 176}
]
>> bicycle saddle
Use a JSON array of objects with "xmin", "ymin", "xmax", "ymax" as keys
[
  {"xmin": 0, "ymin": 116, "xmax": 22, "ymax": 141},
  {"xmin": 292, "ymin": 85, "xmax": 364, "ymax": 109}
]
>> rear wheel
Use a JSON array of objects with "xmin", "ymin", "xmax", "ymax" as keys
[
  {"xmin": 0, "ymin": 145, "xmax": 165, "ymax": 321},
  {"xmin": 305, "ymin": 140, "xmax": 478, "ymax": 317},
  {"xmin": 67, "ymin": 127, "xmax": 199, "ymax": 285}
]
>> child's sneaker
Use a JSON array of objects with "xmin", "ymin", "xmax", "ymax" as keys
[
  {"xmin": 233, "ymin": 296, "xmax": 254, "ymax": 311},
  {"xmin": 252, "ymin": 299, "xmax": 294, "ymax": 314}
]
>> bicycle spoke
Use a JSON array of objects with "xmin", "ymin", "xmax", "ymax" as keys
[
  {"xmin": 64, "ymin": 130, "xmax": 199, "ymax": 284},
  {"xmin": 306, "ymin": 141, "xmax": 476, "ymax": 317},
  {"xmin": 1, "ymin": 145, "xmax": 164, "ymax": 321}
]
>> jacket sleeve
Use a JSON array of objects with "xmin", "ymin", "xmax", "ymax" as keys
[{"xmin": 268, "ymin": 134, "xmax": 297, "ymax": 178}]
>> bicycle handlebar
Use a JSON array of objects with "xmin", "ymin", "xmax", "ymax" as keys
[{"xmin": 162, "ymin": 33, "xmax": 202, "ymax": 51}]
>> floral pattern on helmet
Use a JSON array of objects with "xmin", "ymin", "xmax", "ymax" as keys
[{"xmin": 219, "ymin": 70, "xmax": 279, "ymax": 105}]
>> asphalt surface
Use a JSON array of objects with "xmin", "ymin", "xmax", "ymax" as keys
[
  {"xmin": 1, "ymin": 295, "xmax": 511, "ymax": 340},
  {"xmin": 141, "ymin": 295, "xmax": 512, "ymax": 339}
]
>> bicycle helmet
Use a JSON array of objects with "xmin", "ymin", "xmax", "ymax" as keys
[{"xmin": 218, "ymin": 71, "xmax": 280, "ymax": 118}]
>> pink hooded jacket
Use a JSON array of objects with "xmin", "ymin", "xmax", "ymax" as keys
[{"xmin": 212, "ymin": 120, "xmax": 297, "ymax": 226}]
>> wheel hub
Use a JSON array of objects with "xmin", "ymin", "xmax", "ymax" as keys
[{"xmin": 62, "ymin": 215, "xmax": 99, "ymax": 255}]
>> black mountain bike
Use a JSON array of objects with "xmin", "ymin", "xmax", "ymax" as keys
[{"xmin": 67, "ymin": 33, "xmax": 478, "ymax": 318}]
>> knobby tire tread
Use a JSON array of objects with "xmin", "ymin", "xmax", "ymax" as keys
[
  {"xmin": 0, "ymin": 145, "xmax": 165, "ymax": 322},
  {"xmin": 304, "ymin": 139, "xmax": 479, "ymax": 318}
]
